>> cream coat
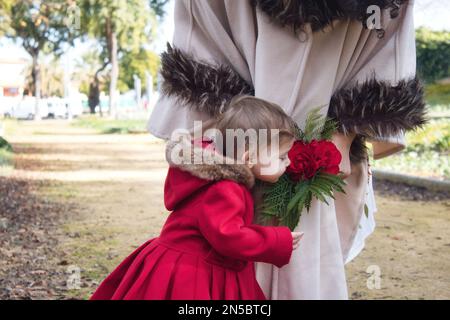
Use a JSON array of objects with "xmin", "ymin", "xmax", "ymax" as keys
[{"xmin": 147, "ymin": 0, "xmax": 424, "ymax": 299}]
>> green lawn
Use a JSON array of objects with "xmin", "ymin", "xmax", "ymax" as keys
[
  {"xmin": 373, "ymin": 118, "xmax": 449, "ymax": 180},
  {"xmin": 0, "ymin": 148, "xmax": 13, "ymax": 167},
  {"xmin": 72, "ymin": 116, "xmax": 148, "ymax": 134},
  {"xmin": 0, "ymin": 136, "xmax": 13, "ymax": 167},
  {"xmin": 425, "ymin": 83, "xmax": 450, "ymax": 107}
]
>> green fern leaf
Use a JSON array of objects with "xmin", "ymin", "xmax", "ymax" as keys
[
  {"xmin": 320, "ymin": 119, "xmax": 338, "ymax": 140},
  {"xmin": 303, "ymin": 107, "xmax": 326, "ymax": 142}
]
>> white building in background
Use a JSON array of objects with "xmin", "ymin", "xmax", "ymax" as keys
[
  {"xmin": 0, "ymin": 56, "xmax": 28, "ymax": 98},
  {"xmin": 0, "ymin": 52, "xmax": 29, "ymax": 118}
]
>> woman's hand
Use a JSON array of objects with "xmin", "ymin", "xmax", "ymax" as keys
[
  {"xmin": 292, "ymin": 232, "xmax": 304, "ymax": 250},
  {"xmin": 331, "ymin": 132, "xmax": 356, "ymax": 178}
]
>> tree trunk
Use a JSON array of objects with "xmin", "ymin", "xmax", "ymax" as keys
[
  {"xmin": 88, "ymin": 80, "xmax": 100, "ymax": 114},
  {"xmin": 88, "ymin": 61, "xmax": 108, "ymax": 115},
  {"xmin": 108, "ymin": 31, "xmax": 119, "ymax": 119},
  {"xmin": 32, "ymin": 55, "xmax": 41, "ymax": 120}
]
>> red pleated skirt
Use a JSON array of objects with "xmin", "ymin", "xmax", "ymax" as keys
[{"xmin": 90, "ymin": 238, "xmax": 267, "ymax": 300}]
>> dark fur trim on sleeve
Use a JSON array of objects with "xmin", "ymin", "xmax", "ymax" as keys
[
  {"xmin": 160, "ymin": 44, "xmax": 254, "ymax": 117},
  {"xmin": 328, "ymin": 77, "xmax": 427, "ymax": 138},
  {"xmin": 350, "ymin": 135, "xmax": 369, "ymax": 163},
  {"xmin": 252, "ymin": 0, "xmax": 407, "ymax": 36}
]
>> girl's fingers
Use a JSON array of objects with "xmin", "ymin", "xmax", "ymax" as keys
[
  {"xmin": 292, "ymin": 232, "xmax": 304, "ymax": 240},
  {"xmin": 292, "ymin": 232, "xmax": 304, "ymax": 250}
]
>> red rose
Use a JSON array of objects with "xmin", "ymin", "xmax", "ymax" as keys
[
  {"xmin": 313, "ymin": 140, "xmax": 342, "ymax": 175},
  {"xmin": 286, "ymin": 140, "xmax": 342, "ymax": 182},
  {"xmin": 286, "ymin": 141, "xmax": 319, "ymax": 181}
]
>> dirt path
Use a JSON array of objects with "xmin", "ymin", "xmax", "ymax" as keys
[
  {"xmin": 1, "ymin": 120, "xmax": 168, "ymax": 299},
  {"xmin": 346, "ymin": 195, "xmax": 449, "ymax": 299},
  {"xmin": 1, "ymin": 119, "xmax": 449, "ymax": 299}
]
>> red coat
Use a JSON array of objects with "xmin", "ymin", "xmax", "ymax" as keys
[{"xmin": 91, "ymin": 138, "xmax": 293, "ymax": 300}]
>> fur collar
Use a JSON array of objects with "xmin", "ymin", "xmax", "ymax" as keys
[
  {"xmin": 252, "ymin": 0, "xmax": 408, "ymax": 34},
  {"xmin": 165, "ymin": 137, "xmax": 255, "ymax": 189}
]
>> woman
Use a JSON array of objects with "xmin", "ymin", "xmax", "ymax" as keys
[{"xmin": 147, "ymin": 0, "xmax": 426, "ymax": 299}]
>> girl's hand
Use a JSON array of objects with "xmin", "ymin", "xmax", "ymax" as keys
[
  {"xmin": 292, "ymin": 232, "xmax": 304, "ymax": 250},
  {"xmin": 331, "ymin": 132, "xmax": 356, "ymax": 178}
]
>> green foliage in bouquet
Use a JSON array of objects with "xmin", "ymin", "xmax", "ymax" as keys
[
  {"xmin": 295, "ymin": 107, "xmax": 337, "ymax": 142},
  {"xmin": 260, "ymin": 108, "xmax": 346, "ymax": 231}
]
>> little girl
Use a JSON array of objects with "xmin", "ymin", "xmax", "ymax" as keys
[{"xmin": 90, "ymin": 96, "xmax": 303, "ymax": 300}]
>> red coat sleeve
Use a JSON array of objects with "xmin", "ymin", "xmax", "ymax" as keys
[{"xmin": 198, "ymin": 180, "xmax": 293, "ymax": 268}]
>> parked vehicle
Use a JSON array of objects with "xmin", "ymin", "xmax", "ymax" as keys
[
  {"xmin": 9, "ymin": 96, "xmax": 49, "ymax": 120},
  {"xmin": 47, "ymin": 97, "xmax": 67, "ymax": 118},
  {"xmin": 0, "ymin": 96, "xmax": 20, "ymax": 118},
  {"xmin": 65, "ymin": 94, "xmax": 84, "ymax": 118}
]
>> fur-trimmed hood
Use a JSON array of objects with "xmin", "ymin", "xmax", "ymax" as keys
[
  {"xmin": 252, "ymin": 0, "xmax": 408, "ymax": 34},
  {"xmin": 165, "ymin": 137, "xmax": 255, "ymax": 191}
]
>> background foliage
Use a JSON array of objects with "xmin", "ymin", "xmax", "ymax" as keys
[{"xmin": 416, "ymin": 27, "xmax": 450, "ymax": 83}]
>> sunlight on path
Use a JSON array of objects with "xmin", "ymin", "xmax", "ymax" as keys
[
  {"xmin": 0, "ymin": 169, "xmax": 168, "ymax": 182},
  {"xmin": 2, "ymin": 119, "xmax": 168, "ymax": 182}
]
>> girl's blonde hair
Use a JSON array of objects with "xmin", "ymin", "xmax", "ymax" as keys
[{"xmin": 190, "ymin": 95, "xmax": 297, "ymax": 160}]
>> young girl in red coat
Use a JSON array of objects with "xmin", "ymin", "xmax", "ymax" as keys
[{"xmin": 90, "ymin": 96, "xmax": 303, "ymax": 300}]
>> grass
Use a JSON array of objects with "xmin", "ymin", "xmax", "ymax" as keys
[
  {"xmin": 1, "ymin": 119, "xmax": 20, "ymax": 135},
  {"xmin": 0, "ymin": 148, "xmax": 13, "ymax": 167},
  {"xmin": 72, "ymin": 115, "xmax": 148, "ymax": 135},
  {"xmin": 373, "ymin": 84, "xmax": 450, "ymax": 180},
  {"xmin": 59, "ymin": 221, "xmax": 126, "ymax": 299},
  {"xmin": 405, "ymin": 119, "xmax": 449, "ymax": 153},
  {"xmin": 374, "ymin": 150, "xmax": 449, "ymax": 179},
  {"xmin": 374, "ymin": 118, "xmax": 450, "ymax": 180},
  {"xmin": 0, "ymin": 136, "xmax": 13, "ymax": 167},
  {"xmin": 425, "ymin": 83, "xmax": 450, "ymax": 107},
  {"xmin": 39, "ymin": 181, "xmax": 80, "ymax": 201},
  {"xmin": 0, "ymin": 119, "xmax": 19, "ymax": 167}
]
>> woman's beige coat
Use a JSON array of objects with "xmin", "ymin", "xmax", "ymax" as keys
[{"xmin": 147, "ymin": 0, "xmax": 425, "ymax": 299}]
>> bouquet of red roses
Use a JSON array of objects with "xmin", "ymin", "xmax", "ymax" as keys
[{"xmin": 260, "ymin": 108, "xmax": 346, "ymax": 231}]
